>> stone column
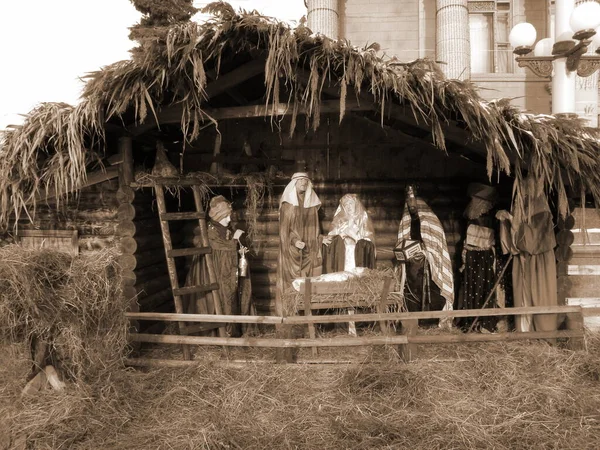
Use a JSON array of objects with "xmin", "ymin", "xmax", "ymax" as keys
[
  {"xmin": 574, "ymin": 0, "xmax": 599, "ymax": 127},
  {"xmin": 306, "ymin": 0, "xmax": 339, "ymax": 39},
  {"xmin": 436, "ymin": 0, "xmax": 470, "ymax": 80}
]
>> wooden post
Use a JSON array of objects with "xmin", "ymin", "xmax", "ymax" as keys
[
  {"xmin": 399, "ymin": 318, "xmax": 418, "ymax": 362},
  {"xmin": 303, "ymin": 279, "xmax": 318, "ymax": 357},
  {"xmin": 377, "ymin": 277, "xmax": 393, "ymax": 335},
  {"xmin": 566, "ymin": 307, "xmax": 585, "ymax": 350},
  {"xmin": 118, "ymin": 136, "xmax": 133, "ymax": 186},
  {"xmin": 118, "ymin": 135, "xmax": 140, "ymax": 352}
]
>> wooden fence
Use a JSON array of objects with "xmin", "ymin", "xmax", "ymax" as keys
[{"xmin": 125, "ymin": 305, "xmax": 599, "ymax": 366}]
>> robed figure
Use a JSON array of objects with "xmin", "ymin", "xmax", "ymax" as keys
[
  {"xmin": 456, "ymin": 183, "xmax": 499, "ymax": 331},
  {"xmin": 497, "ymin": 177, "xmax": 558, "ymax": 332},
  {"xmin": 184, "ymin": 195, "xmax": 253, "ymax": 336},
  {"xmin": 395, "ymin": 186, "xmax": 454, "ymax": 313},
  {"xmin": 276, "ymin": 173, "xmax": 322, "ymax": 301},
  {"xmin": 322, "ymin": 194, "xmax": 376, "ymax": 273}
]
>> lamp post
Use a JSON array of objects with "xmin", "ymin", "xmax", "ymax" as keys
[{"xmin": 509, "ymin": 0, "xmax": 600, "ymax": 120}]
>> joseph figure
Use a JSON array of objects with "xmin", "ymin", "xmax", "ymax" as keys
[{"xmin": 276, "ymin": 172, "xmax": 322, "ymax": 306}]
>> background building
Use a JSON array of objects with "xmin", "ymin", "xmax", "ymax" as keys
[{"xmin": 306, "ymin": 0, "xmax": 600, "ymax": 126}]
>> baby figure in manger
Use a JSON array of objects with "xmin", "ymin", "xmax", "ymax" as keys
[{"xmin": 322, "ymin": 194, "xmax": 376, "ymax": 273}]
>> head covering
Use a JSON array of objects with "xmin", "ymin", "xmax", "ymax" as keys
[
  {"xmin": 398, "ymin": 197, "xmax": 454, "ymax": 310},
  {"xmin": 209, "ymin": 195, "xmax": 232, "ymax": 222},
  {"xmin": 279, "ymin": 173, "xmax": 321, "ymax": 209},
  {"xmin": 464, "ymin": 183, "xmax": 497, "ymax": 219},
  {"xmin": 330, "ymin": 194, "xmax": 374, "ymax": 241}
]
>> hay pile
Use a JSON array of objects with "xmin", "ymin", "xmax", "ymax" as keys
[
  {"xmin": 2, "ymin": 336, "xmax": 600, "ymax": 449},
  {"xmin": 282, "ymin": 268, "xmax": 402, "ymax": 315},
  {"xmin": 0, "ymin": 245, "xmax": 128, "ymax": 382}
]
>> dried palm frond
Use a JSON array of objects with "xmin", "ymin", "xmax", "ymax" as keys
[{"xmin": 2, "ymin": 2, "xmax": 600, "ymax": 231}]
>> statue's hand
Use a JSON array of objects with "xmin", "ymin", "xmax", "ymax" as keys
[
  {"xmin": 295, "ymin": 241, "xmax": 306, "ymax": 250},
  {"xmin": 322, "ymin": 236, "xmax": 333, "ymax": 246}
]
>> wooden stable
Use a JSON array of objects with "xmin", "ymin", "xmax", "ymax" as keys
[{"xmin": 3, "ymin": 8, "xmax": 600, "ymax": 366}]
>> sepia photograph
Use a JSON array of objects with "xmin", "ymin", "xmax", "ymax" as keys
[{"xmin": 1, "ymin": 1, "xmax": 600, "ymax": 448}]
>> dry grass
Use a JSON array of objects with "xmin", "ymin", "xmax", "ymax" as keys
[
  {"xmin": 0, "ymin": 245, "xmax": 128, "ymax": 382},
  {"xmin": 2, "ymin": 332, "xmax": 600, "ymax": 449}
]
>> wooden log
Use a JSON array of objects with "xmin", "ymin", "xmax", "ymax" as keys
[
  {"xmin": 117, "ymin": 254, "xmax": 137, "ymax": 272},
  {"xmin": 135, "ymin": 248, "xmax": 168, "ymax": 270},
  {"xmin": 135, "ymin": 263, "xmax": 169, "ymax": 284},
  {"xmin": 136, "ymin": 275, "xmax": 173, "ymax": 298},
  {"xmin": 122, "ymin": 271, "xmax": 137, "ymax": 287},
  {"xmin": 116, "ymin": 186, "xmax": 135, "ymax": 204},
  {"xmin": 135, "ymin": 233, "xmax": 170, "ymax": 251},
  {"xmin": 117, "ymin": 221, "xmax": 135, "ymax": 237},
  {"xmin": 132, "ymin": 219, "xmax": 163, "ymax": 234},
  {"xmin": 138, "ymin": 287, "xmax": 174, "ymax": 312},
  {"xmin": 131, "ymin": 333, "xmax": 409, "ymax": 347},
  {"xmin": 79, "ymin": 235, "xmax": 119, "ymax": 251},
  {"xmin": 120, "ymin": 236, "xmax": 138, "ymax": 254},
  {"xmin": 126, "ymin": 312, "xmax": 283, "ymax": 324},
  {"xmin": 117, "ymin": 203, "xmax": 136, "ymax": 221}
]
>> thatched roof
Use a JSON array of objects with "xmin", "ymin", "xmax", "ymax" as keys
[{"xmin": 1, "ymin": 1, "xmax": 600, "ymax": 228}]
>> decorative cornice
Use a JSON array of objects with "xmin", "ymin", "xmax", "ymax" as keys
[{"xmin": 467, "ymin": 1, "xmax": 495, "ymax": 13}]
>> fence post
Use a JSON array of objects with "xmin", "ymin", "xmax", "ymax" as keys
[
  {"xmin": 566, "ymin": 306, "xmax": 585, "ymax": 351},
  {"xmin": 400, "ymin": 318, "xmax": 418, "ymax": 362}
]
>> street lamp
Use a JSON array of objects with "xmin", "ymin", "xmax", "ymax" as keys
[{"xmin": 509, "ymin": 0, "xmax": 600, "ymax": 118}]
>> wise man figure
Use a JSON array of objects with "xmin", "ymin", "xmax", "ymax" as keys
[
  {"xmin": 395, "ymin": 185, "xmax": 454, "ymax": 314},
  {"xmin": 276, "ymin": 173, "xmax": 322, "ymax": 303},
  {"xmin": 496, "ymin": 177, "xmax": 558, "ymax": 332}
]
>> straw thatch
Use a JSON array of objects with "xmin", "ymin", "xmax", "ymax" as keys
[{"xmin": 1, "ymin": 1, "xmax": 600, "ymax": 228}]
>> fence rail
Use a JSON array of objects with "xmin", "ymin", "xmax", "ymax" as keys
[
  {"xmin": 125, "ymin": 305, "xmax": 600, "ymax": 325},
  {"xmin": 126, "ymin": 305, "xmax": 591, "ymax": 364}
]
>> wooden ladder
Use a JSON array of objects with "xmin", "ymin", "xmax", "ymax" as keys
[{"xmin": 154, "ymin": 183, "xmax": 227, "ymax": 360}]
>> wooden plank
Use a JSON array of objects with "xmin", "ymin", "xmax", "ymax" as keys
[
  {"xmin": 172, "ymin": 283, "xmax": 220, "ymax": 297},
  {"xmin": 407, "ymin": 330, "xmax": 583, "ymax": 344},
  {"xmin": 127, "ymin": 312, "xmax": 282, "ymax": 325},
  {"xmin": 160, "ymin": 211, "xmax": 206, "ymax": 221},
  {"xmin": 167, "ymin": 246, "xmax": 212, "ymax": 258},
  {"xmin": 154, "ymin": 184, "xmax": 190, "ymax": 360},
  {"xmin": 130, "ymin": 333, "xmax": 409, "ymax": 347},
  {"xmin": 283, "ymin": 305, "xmax": 584, "ymax": 324}
]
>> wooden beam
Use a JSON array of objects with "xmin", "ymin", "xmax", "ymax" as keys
[
  {"xmin": 204, "ymin": 58, "xmax": 265, "ymax": 100},
  {"xmin": 34, "ymin": 165, "xmax": 119, "ymax": 203},
  {"xmin": 128, "ymin": 99, "xmax": 371, "ymax": 137}
]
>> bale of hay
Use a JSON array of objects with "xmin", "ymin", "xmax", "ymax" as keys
[{"xmin": 0, "ymin": 245, "xmax": 128, "ymax": 383}]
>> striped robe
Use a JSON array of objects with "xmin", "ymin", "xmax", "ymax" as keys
[{"xmin": 397, "ymin": 199, "xmax": 454, "ymax": 310}]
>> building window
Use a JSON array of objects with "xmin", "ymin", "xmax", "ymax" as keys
[{"xmin": 468, "ymin": 1, "xmax": 514, "ymax": 74}]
